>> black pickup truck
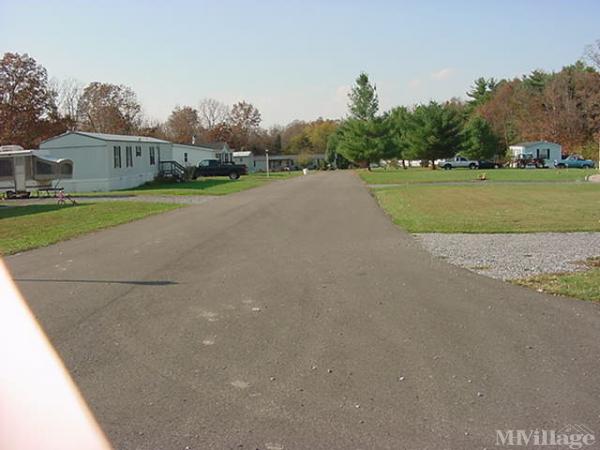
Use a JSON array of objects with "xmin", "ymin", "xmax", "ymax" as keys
[{"xmin": 194, "ymin": 159, "xmax": 248, "ymax": 180}]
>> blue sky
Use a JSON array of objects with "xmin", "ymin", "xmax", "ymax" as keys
[{"xmin": 1, "ymin": 0, "xmax": 599, "ymax": 126}]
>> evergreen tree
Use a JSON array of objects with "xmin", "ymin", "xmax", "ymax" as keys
[
  {"xmin": 335, "ymin": 72, "xmax": 389, "ymax": 167},
  {"xmin": 463, "ymin": 115, "xmax": 501, "ymax": 160},
  {"xmin": 386, "ymin": 106, "xmax": 411, "ymax": 166},
  {"xmin": 336, "ymin": 117, "xmax": 394, "ymax": 166},
  {"xmin": 325, "ymin": 129, "xmax": 350, "ymax": 168},
  {"xmin": 347, "ymin": 72, "xmax": 379, "ymax": 120},
  {"xmin": 404, "ymin": 102, "xmax": 464, "ymax": 168},
  {"xmin": 467, "ymin": 77, "xmax": 497, "ymax": 109},
  {"xmin": 522, "ymin": 69, "xmax": 551, "ymax": 92}
]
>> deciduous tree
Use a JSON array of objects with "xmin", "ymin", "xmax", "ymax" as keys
[
  {"xmin": 198, "ymin": 98, "xmax": 229, "ymax": 130},
  {"xmin": 0, "ymin": 52, "xmax": 58, "ymax": 147},
  {"xmin": 166, "ymin": 105, "xmax": 201, "ymax": 144},
  {"xmin": 76, "ymin": 82, "xmax": 141, "ymax": 134},
  {"xmin": 51, "ymin": 77, "xmax": 83, "ymax": 130},
  {"xmin": 227, "ymin": 101, "xmax": 261, "ymax": 149}
]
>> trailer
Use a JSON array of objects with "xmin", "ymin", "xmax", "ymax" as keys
[{"xmin": 0, "ymin": 145, "xmax": 73, "ymax": 197}]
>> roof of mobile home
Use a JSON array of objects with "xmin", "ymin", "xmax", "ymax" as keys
[
  {"xmin": 42, "ymin": 131, "xmax": 171, "ymax": 145},
  {"xmin": 510, "ymin": 141, "xmax": 560, "ymax": 148}
]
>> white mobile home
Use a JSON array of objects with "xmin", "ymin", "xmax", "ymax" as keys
[
  {"xmin": 232, "ymin": 151, "xmax": 325, "ymax": 173},
  {"xmin": 40, "ymin": 132, "xmax": 171, "ymax": 192},
  {"xmin": 509, "ymin": 141, "xmax": 562, "ymax": 168}
]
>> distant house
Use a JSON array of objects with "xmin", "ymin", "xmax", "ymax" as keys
[
  {"xmin": 196, "ymin": 142, "xmax": 234, "ymax": 163},
  {"xmin": 232, "ymin": 151, "xmax": 325, "ymax": 172},
  {"xmin": 232, "ymin": 151, "xmax": 254, "ymax": 169},
  {"xmin": 509, "ymin": 141, "xmax": 562, "ymax": 168}
]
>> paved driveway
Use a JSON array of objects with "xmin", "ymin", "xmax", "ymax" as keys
[{"xmin": 6, "ymin": 171, "xmax": 600, "ymax": 449}]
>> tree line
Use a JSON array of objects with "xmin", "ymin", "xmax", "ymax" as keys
[
  {"xmin": 0, "ymin": 52, "xmax": 337, "ymax": 156},
  {"xmin": 2, "ymin": 41, "xmax": 600, "ymax": 164},
  {"xmin": 329, "ymin": 40, "xmax": 600, "ymax": 168}
]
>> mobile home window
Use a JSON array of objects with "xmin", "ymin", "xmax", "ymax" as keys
[
  {"xmin": 60, "ymin": 162, "xmax": 73, "ymax": 176},
  {"xmin": 184, "ymin": 152, "xmax": 188, "ymax": 163},
  {"xmin": 36, "ymin": 160, "xmax": 53, "ymax": 175},
  {"xmin": 149, "ymin": 147, "xmax": 156, "ymax": 165},
  {"xmin": 113, "ymin": 146, "xmax": 122, "ymax": 168},
  {"xmin": 135, "ymin": 145, "xmax": 142, "ymax": 157},
  {"xmin": 0, "ymin": 159, "xmax": 13, "ymax": 177},
  {"xmin": 126, "ymin": 146, "xmax": 133, "ymax": 167}
]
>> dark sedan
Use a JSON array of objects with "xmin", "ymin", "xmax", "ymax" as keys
[{"xmin": 477, "ymin": 160, "xmax": 503, "ymax": 169}]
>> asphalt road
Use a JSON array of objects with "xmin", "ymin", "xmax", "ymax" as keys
[{"xmin": 7, "ymin": 172, "xmax": 600, "ymax": 449}]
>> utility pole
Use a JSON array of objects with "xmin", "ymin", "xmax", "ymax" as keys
[{"xmin": 265, "ymin": 148, "xmax": 270, "ymax": 178}]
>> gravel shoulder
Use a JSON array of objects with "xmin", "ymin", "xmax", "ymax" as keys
[{"xmin": 415, "ymin": 232, "xmax": 600, "ymax": 280}]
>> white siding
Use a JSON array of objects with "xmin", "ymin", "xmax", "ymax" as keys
[
  {"xmin": 171, "ymin": 144, "xmax": 216, "ymax": 167},
  {"xmin": 39, "ymin": 134, "xmax": 111, "ymax": 191},
  {"xmin": 40, "ymin": 133, "xmax": 167, "ymax": 192},
  {"xmin": 510, "ymin": 142, "xmax": 562, "ymax": 168}
]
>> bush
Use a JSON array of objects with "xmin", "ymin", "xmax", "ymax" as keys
[{"xmin": 576, "ymin": 141, "xmax": 599, "ymax": 162}]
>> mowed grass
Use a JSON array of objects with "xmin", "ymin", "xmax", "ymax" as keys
[
  {"xmin": 78, "ymin": 172, "xmax": 302, "ymax": 197},
  {"xmin": 514, "ymin": 259, "xmax": 600, "ymax": 302},
  {"xmin": 0, "ymin": 202, "xmax": 181, "ymax": 255},
  {"xmin": 374, "ymin": 183, "xmax": 600, "ymax": 233},
  {"xmin": 359, "ymin": 167, "xmax": 597, "ymax": 184}
]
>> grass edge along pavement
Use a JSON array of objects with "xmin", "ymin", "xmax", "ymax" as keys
[
  {"xmin": 358, "ymin": 167, "xmax": 597, "ymax": 185},
  {"xmin": 0, "ymin": 201, "xmax": 181, "ymax": 255},
  {"xmin": 372, "ymin": 183, "xmax": 600, "ymax": 233},
  {"xmin": 513, "ymin": 258, "xmax": 600, "ymax": 302},
  {"xmin": 363, "ymin": 170, "xmax": 600, "ymax": 302},
  {"xmin": 74, "ymin": 172, "xmax": 302, "ymax": 197}
]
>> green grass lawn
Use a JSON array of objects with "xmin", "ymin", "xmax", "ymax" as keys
[
  {"xmin": 77, "ymin": 171, "xmax": 302, "ymax": 197},
  {"xmin": 359, "ymin": 167, "xmax": 598, "ymax": 185},
  {"xmin": 514, "ymin": 259, "xmax": 600, "ymax": 302},
  {"xmin": 0, "ymin": 202, "xmax": 181, "ymax": 255},
  {"xmin": 373, "ymin": 183, "xmax": 600, "ymax": 233}
]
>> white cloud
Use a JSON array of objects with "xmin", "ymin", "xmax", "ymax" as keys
[{"xmin": 431, "ymin": 68, "xmax": 455, "ymax": 80}]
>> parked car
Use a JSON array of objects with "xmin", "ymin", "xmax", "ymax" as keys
[
  {"xmin": 195, "ymin": 159, "xmax": 248, "ymax": 180},
  {"xmin": 477, "ymin": 160, "xmax": 503, "ymax": 169},
  {"xmin": 437, "ymin": 155, "xmax": 479, "ymax": 170},
  {"xmin": 554, "ymin": 155, "xmax": 595, "ymax": 169}
]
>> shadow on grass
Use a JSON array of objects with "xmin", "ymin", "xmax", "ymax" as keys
[
  {"xmin": 16, "ymin": 278, "xmax": 177, "ymax": 286},
  {"xmin": 130, "ymin": 178, "xmax": 237, "ymax": 192},
  {"xmin": 0, "ymin": 203, "xmax": 89, "ymax": 219}
]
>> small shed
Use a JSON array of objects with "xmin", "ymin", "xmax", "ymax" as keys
[{"xmin": 509, "ymin": 141, "xmax": 562, "ymax": 168}]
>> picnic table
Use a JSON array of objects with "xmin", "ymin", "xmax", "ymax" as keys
[{"xmin": 36, "ymin": 187, "xmax": 64, "ymax": 198}]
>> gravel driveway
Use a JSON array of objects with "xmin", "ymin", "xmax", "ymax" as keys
[{"xmin": 415, "ymin": 232, "xmax": 600, "ymax": 280}]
